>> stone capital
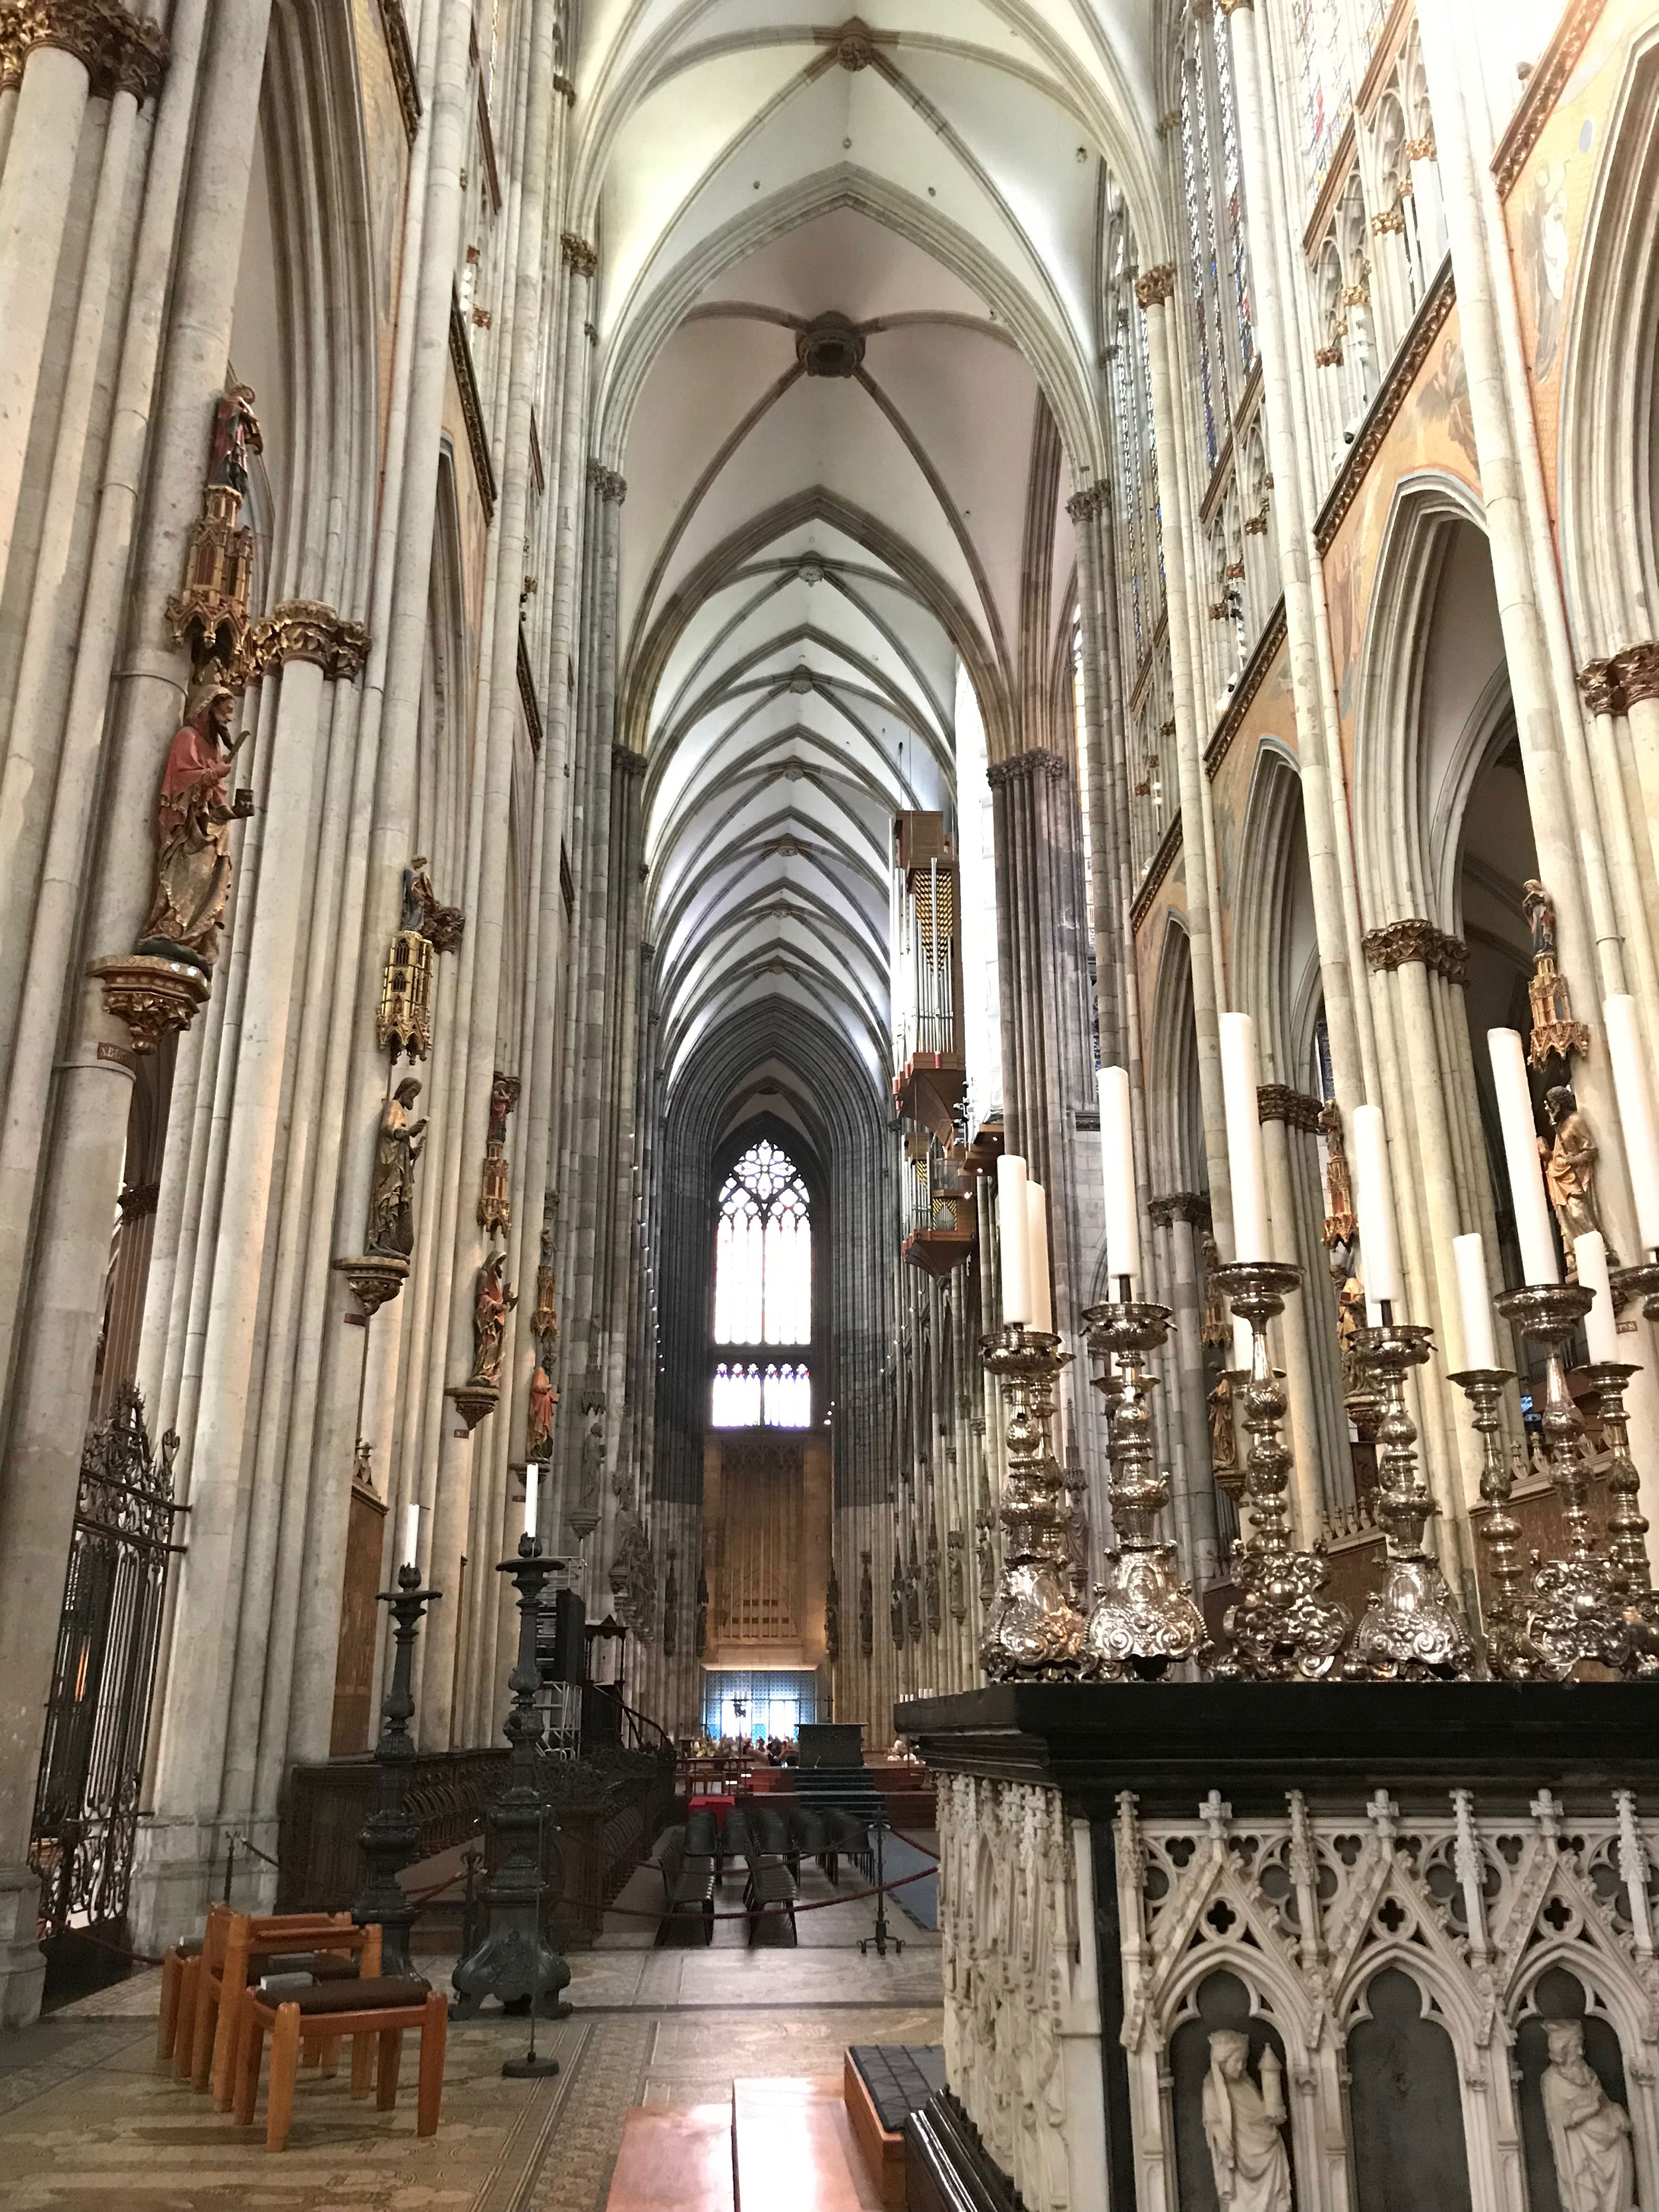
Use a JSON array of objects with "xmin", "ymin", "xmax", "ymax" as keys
[
  {"xmin": 1065, "ymin": 482, "xmax": 1108, "ymax": 524},
  {"xmin": 986, "ymin": 746, "xmax": 1068, "ymax": 789},
  {"xmin": 1135, "ymin": 263, "xmax": 1177, "ymax": 310},
  {"xmin": 1578, "ymin": 658, "xmax": 1621, "ymax": 717},
  {"xmin": 611, "ymin": 742, "xmax": 647, "ymax": 778},
  {"xmin": 1217, "ymin": 0, "xmax": 1254, "ymax": 13},
  {"xmin": 561, "ymin": 232, "xmax": 597, "ymax": 277},
  {"xmin": 242, "ymin": 599, "xmax": 369, "ymax": 682},
  {"xmin": 1361, "ymin": 916, "xmax": 1469, "ymax": 984},
  {"xmin": 1256, "ymin": 1084, "xmax": 1324, "ymax": 1132},
  {"xmin": 1148, "ymin": 1189, "xmax": 1211, "ymax": 1229},
  {"xmin": 0, "ymin": 0, "xmax": 167, "ymax": 100}
]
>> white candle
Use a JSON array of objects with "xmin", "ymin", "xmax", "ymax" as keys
[
  {"xmin": 1027, "ymin": 1182, "xmax": 1053, "ymax": 1334},
  {"xmin": 1219, "ymin": 1012, "xmax": 1271, "ymax": 1262},
  {"xmin": 1451, "ymin": 1233, "xmax": 1498, "ymax": 1371},
  {"xmin": 403, "ymin": 1502, "xmax": 419, "ymax": 1570},
  {"xmin": 997, "ymin": 1154, "xmax": 1031, "ymax": 1325},
  {"xmin": 1488, "ymin": 1027, "xmax": 1559, "ymax": 1284},
  {"xmin": 1575, "ymin": 1232, "xmax": 1621, "ymax": 1364},
  {"xmin": 1350, "ymin": 1105, "xmax": 1402, "ymax": 1309},
  {"xmin": 1232, "ymin": 1313, "xmax": 1254, "ymax": 1374},
  {"xmin": 1097, "ymin": 1065, "xmax": 1139, "ymax": 1289},
  {"xmin": 1605, "ymin": 995, "xmax": 1659, "ymax": 1252},
  {"xmin": 524, "ymin": 1463, "xmax": 540, "ymax": 1541}
]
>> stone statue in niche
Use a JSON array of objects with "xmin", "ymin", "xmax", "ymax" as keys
[
  {"xmin": 859, "ymin": 1549, "xmax": 873, "ymax": 1657},
  {"xmin": 1319, "ymin": 1101, "xmax": 1358, "ymax": 1253},
  {"xmin": 1542, "ymin": 1086, "xmax": 1611, "ymax": 1258},
  {"xmin": 889, "ymin": 1533, "xmax": 906, "ymax": 1649},
  {"xmin": 526, "ymin": 1364, "xmax": 557, "ymax": 1461},
  {"xmin": 1208, "ymin": 1369, "xmax": 1238, "ymax": 1476},
  {"xmin": 1542, "ymin": 2020, "xmax": 1636, "ymax": 2212},
  {"xmin": 366, "ymin": 1078, "xmax": 427, "ymax": 1257},
  {"xmin": 826, "ymin": 1558, "xmax": 840, "ymax": 1663},
  {"xmin": 663, "ymin": 1546, "xmax": 678, "ymax": 1658},
  {"xmin": 1202, "ymin": 2030, "xmax": 1291, "ymax": 2212},
  {"xmin": 207, "ymin": 382, "xmax": 263, "ymax": 498},
  {"xmin": 947, "ymin": 1528, "xmax": 967, "ymax": 1622},
  {"xmin": 136, "ymin": 680, "xmax": 253, "ymax": 973},
  {"xmin": 975, "ymin": 1509, "xmax": 995, "ymax": 1604},
  {"xmin": 468, "ymin": 1252, "xmax": 516, "ymax": 1386},
  {"xmin": 695, "ymin": 1564, "xmax": 709, "ymax": 1657},
  {"xmin": 609, "ymin": 1512, "xmax": 656, "ymax": 1639}
]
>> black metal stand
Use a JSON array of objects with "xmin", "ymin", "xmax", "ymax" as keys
[
  {"xmin": 451, "ymin": 1536, "xmax": 572, "ymax": 2020},
  {"xmin": 858, "ymin": 1812, "xmax": 904, "ymax": 1958},
  {"xmin": 353, "ymin": 1562, "xmax": 441, "ymax": 1979},
  {"xmin": 501, "ymin": 1803, "xmax": 560, "ymax": 2078}
]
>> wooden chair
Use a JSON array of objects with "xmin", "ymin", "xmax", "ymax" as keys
[
  {"xmin": 185, "ymin": 1905, "xmax": 356, "ymax": 2092},
  {"xmin": 157, "ymin": 1935, "xmax": 204, "ymax": 2066},
  {"xmin": 210, "ymin": 1913, "xmax": 376, "ymax": 2111},
  {"xmin": 233, "ymin": 1977, "xmax": 447, "ymax": 2152}
]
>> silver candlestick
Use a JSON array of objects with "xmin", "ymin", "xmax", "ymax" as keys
[
  {"xmin": 1346, "ymin": 1314, "xmax": 1470, "ymax": 1679},
  {"xmin": 1080, "ymin": 1294, "xmax": 1208, "ymax": 1680},
  {"xmin": 1447, "ymin": 1365, "xmax": 1548, "ymax": 1680},
  {"xmin": 1210, "ymin": 1260, "xmax": 1350, "ymax": 1680},
  {"xmin": 978, "ymin": 1325, "xmax": 1084, "ymax": 1679}
]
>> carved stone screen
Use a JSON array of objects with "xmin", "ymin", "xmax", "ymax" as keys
[
  {"xmin": 1515, "ymin": 1966, "xmax": 1633, "ymax": 2212},
  {"xmin": 1346, "ymin": 1967, "xmax": 1474, "ymax": 2212},
  {"xmin": 1169, "ymin": 1968, "xmax": 1297, "ymax": 2212}
]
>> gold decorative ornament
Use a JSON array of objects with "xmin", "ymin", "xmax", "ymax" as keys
[
  {"xmin": 165, "ymin": 386, "xmax": 261, "ymax": 668},
  {"xmin": 377, "ymin": 857, "xmax": 463, "ymax": 1059},
  {"xmin": 1522, "ymin": 879, "xmax": 1591, "ymax": 1065},
  {"xmin": 332, "ymin": 1251, "xmax": 409, "ymax": 1319},
  {"xmin": 1135, "ymin": 263, "xmax": 1177, "ymax": 309},
  {"xmin": 88, "ymin": 952, "xmax": 210, "ymax": 1053},
  {"xmin": 0, "ymin": 0, "xmax": 167, "ymax": 102},
  {"xmin": 478, "ymin": 1070, "xmax": 520, "ymax": 1236}
]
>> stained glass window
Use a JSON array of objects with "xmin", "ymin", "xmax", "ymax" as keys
[
  {"xmin": 1293, "ymin": 0, "xmax": 1350, "ymax": 202},
  {"xmin": 711, "ymin": 1140, "xmax": 811, "ymax": 1426},
  {"xmin": 1210, "ymin": 5, "xmax": 1255, "ymax": 376},
  {"xmin": 1180, "ymin": 66, "xmax": 1220, "ymax": 470}
]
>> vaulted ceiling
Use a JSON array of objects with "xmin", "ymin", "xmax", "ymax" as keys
[{"xmin": 573, "ymin": 1, "xmax": 1164, "ymax": 1102}]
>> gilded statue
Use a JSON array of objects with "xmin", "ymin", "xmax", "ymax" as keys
[
  {"xmin": 478, "ymin": 1070, "xmax": 519, "ymax": 1236},
  {"xmin": 1202, "ymin": 2032, "xmax": 1291, "ymax": 2212},
  {"xmin": 1200, "ymin": 1230, "xmax": 1230, "ymax": 1348},
  {"xmin": 1524, "ymin": 878, "xmax": 1590, "ymax": 1065},
  {"xmin": 1319, "ymin": 1101, "xmax": 1358, "ymax": 1250},
  {"xmin": 526, "ymin": 1364, "xmax": 557, "ymax": 1461},
  {"xmin": 532, "ymin": 1200, "xmax": 559, "ymax": 1348},
  {"xmin": 400, "ymin": 855, "xmax": 465, "ymax": 951},
  {"xmin": 136, "ymin": 682, "xmax": 253, "ymax": 974},
  {"xmin": 366, "ymin": 1078, "xmax": 427, "ymax": 1258},
  {"xmin": 1208, "ymin": 1368, "xmax": 1237, "ymax": 1474},
  {"xmin": 1336, "ymin": 1272, "xmax": 1366, "ymax": 1394},
  {"xmin": 1542, "ymin": 1086, "xmax": 1609, "ymax": 1254},
  {"xmin": 207, "ymin": 384, "xmax": 263, "ymax": 500},
  {"xmin": 1540, "ymin": 2019, "xmax": 1634, "ymax": 2212},
  {"xmin": 469, "ymin": 1252, "xmax": 516, "ymax": 1386}
]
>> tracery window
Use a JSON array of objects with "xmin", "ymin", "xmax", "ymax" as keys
[
  {"xmin": 1293, "ymin": 0, "xmax": 1351, "ymax": 206},
  {"xmin": 710, "ymin": 1140, "xmax": 811, "ymax": 1426},
  {"xmin": 1104, "ymin": 189, "xmax": 1163, "ymax": 673},
  {"xmin": 1178, "ymin": 14, "xmax": 1256, "ymax": 477}
]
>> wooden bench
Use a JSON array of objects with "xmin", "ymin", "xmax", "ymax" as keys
[{"xmin": 656, "ymin": 1828, "xmax": 718, "ymax": 1946}]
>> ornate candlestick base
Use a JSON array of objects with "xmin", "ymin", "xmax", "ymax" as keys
[
  {"xmin": 1448, "ymin": 1366, "xmax": 1548, "ymax": 1681},
  {"xmin": 1346, "ymin": 1321, "xmax": 1470, "ymax": 1680},
  {"xmin": 979, "ymin": 1325, "xmax": 1084, "ymax": 1680},
  {"xmin": 1081, "ymin": 1300, "xmax": 1207, "ymax": 1680},
  {"xmin": 1493, "ymin": 1282, "xmax": 1632, "ymax": 1680},
  {"xmin": 1209, "ymin": 1262, "xmax": 1350, "ymax": 1681},
  {"xmin": 1577, "ymin": 1347, "xmax": 1659, "ymax": 1680},
  {"xmin": 353, "ymin": 1564, "xmax": 440, "ymax": 1977},
  {"xmin": 452, "ymin": 1536, "xmax": 571, "ymax": 2020}
]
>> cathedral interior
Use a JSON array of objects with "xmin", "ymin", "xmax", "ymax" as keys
[{"xmin": 3, "ymin": 2, "xmax": 1659, "ymax": 2208}]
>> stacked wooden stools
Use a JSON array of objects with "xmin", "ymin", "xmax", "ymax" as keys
[{"xmin": 155, "ymin": 1904, "xmax": 447, "ymax": 2152}]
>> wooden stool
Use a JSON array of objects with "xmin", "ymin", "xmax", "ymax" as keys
[
  {"xmin": 233, "ymin": 1977, "xmax": 447, "ymax": 2152},
  {"xmin": 210, "ymin": 1915, "xmax": 377, "ymax": 2111},
  {"xmin": 186, "ymin": 1905, "xmax": 356, "ymax": 2091}
]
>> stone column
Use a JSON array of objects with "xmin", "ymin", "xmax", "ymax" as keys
[
  {"xmin": 1256, "ymin": 1088, "xmax": 1325, "ymax": 1544},
  {"xmin": 1218, "ymin": 0, "xmax": 1374, "ymax": 1111},
  {"xmin": 1136, "ymin": 269, "xmax": 1234, "ymax": 1249}
]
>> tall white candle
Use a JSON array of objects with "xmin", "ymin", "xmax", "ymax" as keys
[
  {"xmin": 1574, "ymin": 1232, "xmax": 1621, "ymax": 1364},
  {"xmin": 1232, "ymin": 1313, "xmax": 1254, "ymax": 1375},
  {"xmin": 524, "ymin": 1463, "xmax": 540, "ymax": 1541},
  {"xmin": 1451, "ymin": 1233, "xmax": 1498, "ymax": 1371},
  {"xmin": 1488, "ymin": 1027, "xmax": 1559, "ymax": 1284},
  {"xmin": 403, "ymin": 1502, "xmax": 420, "ymax": 1570},
  {"xmin": 1350, "ymin": 1105, "xmax": 1402, "ymax": 1309},
  {"xmin": 1027, "ymin": 1182, "xmax": 1053, "ymax": 1334},
  {"xmin": 997, "ymin": 1153, "xmax": 1031, "ymax": 1324},
  {"xmin": 1604, "ymin": 995, "xmax": 1659, "ymax": 1252},
  {"xmin": 1097, "ymin": 1065, "xmax": 1139, "ymax": 1288},
  {"xmin": 1219, "ymin": 1012, "xmax": 1271, "ymax": 1262}
]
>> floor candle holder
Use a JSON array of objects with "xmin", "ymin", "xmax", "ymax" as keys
[
  {"xmin": 353, "ymin": 1562, "xmax": 441, "ymax": 1978},
  {"xmin": 1209, "ymin": 1261, "xmax": 1350, "ymax": 1680},
  {"xmin": 451, "ymin": 1535, "xmax": 572, "ymax": 2020},
  {"xmin": 978, "ymin": 1325, "xmax": 1084, "ymax": 1680},
  {"xmin": 1080, "ymin": 1297, "xmax": 1207, "ymax": 1680},
  {"xmin": 1346, "ymin": 1317, "xmax": 1470, "ymax": 1680},
  {"xmin": 1575, "ymin": 1353, "xmax": 1659, "ymax": 1678},
  {"xmin": 1447, "ymin": 1365, "xmax": 1548, "ymax": 1680},
  {"xmin": 1492, "ymin": 1282, "xmax": 1628, "ymax": 1679}
]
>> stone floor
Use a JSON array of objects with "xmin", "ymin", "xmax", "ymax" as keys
[{"xmin": 0, "ymin": 1849, "xmax": 942, "ymax": 2210}]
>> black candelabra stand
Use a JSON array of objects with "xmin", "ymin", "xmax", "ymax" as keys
[
  {"xmin": 353, "ymin": 1562, "xmax": 441, "ymax": 1978},
  {"xmin": 451, "ymin": 1535, "xmax": 572, "ymax": 2022},
  {"xmin": 857, "ymin": 1810, "xmax": 905, "ymax": 1959}
]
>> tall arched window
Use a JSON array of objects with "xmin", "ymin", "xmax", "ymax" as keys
[{"xmin": 710, "ymin": 1139, "xmax": 812, "ymax": 1428}]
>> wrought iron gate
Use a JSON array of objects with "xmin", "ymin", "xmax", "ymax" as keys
[{"xmin": 29, "ymin": 1380, "xmax": 180, "ymax": 1942}]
